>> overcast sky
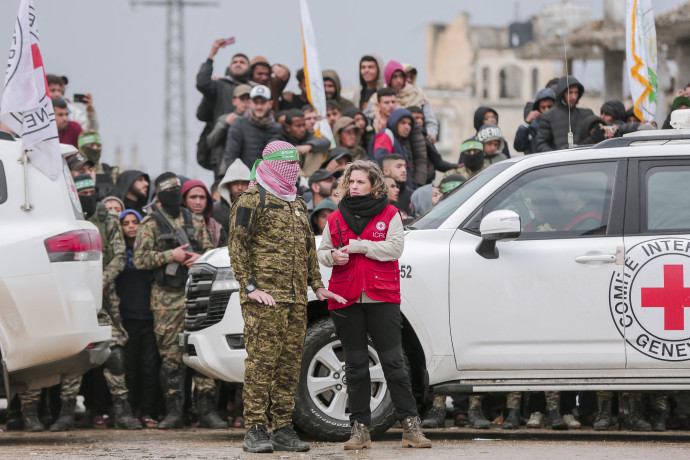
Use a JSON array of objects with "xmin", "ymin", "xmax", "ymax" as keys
[{"xmin": 0, "ymin": 0, "xmax": 685, "ymax": 183}]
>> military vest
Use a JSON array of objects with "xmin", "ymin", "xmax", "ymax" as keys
[{"xmin": 89, "ymin": 204, "xmax": 114, "ymax": 267}]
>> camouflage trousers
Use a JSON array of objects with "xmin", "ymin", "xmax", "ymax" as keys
[
  {"xmin": 241, "ymin": 300, "xmax": 307, "ymax": 429},
  {"xmin": 152, "ymin": 307, "xmax": 216, "ymax": 397},
  {"xmin": 19, "ymin": 376, "xmax": 83, "ymax": 408},
  {"xmin": 469, "ymin": 392, "xmax": 523, "ymax": 410},
  {"xmin": 597, "ymin": 391, "xmax": 668, "ymax": 411}
]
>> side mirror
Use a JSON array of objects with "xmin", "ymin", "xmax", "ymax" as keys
[{"xmin": 475, "ymin": 210, "xmax": 521, "ymax": 259}]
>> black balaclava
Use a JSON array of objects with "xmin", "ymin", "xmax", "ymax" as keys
[
  {"xmin": 155, "ymin": 172, "xmax": 182, "ymax": 218},
  {"xmin": 461, "ymin": 151, "xmax": 485, "ymax": 172},
  {"xmin": 74, "ymin": 173, "xmax": 97, "ymax": 218}
]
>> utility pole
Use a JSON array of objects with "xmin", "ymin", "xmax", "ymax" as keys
[{"xmin": 131, "ymin": 0, "xmax": 217, "ymax": 174}]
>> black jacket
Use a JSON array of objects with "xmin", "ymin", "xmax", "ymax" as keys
[
  {"xmin": 223, "ymin": 114, "xmax": 281, "ymax": 171},
  {"xmin": 536, "ymin": 76, "xmax": 594, "ymax": 152}
]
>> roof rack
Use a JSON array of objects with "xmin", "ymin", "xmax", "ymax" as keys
[{"xmin": 592, "ymin": 130, "xmax": 690, "ymax": 149}]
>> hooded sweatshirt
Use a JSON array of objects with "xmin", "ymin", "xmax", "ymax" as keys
[
  {"xmin": 514, "ymin": 88, "xmax": 556, "ymax": 154},
  {"xmin": 351, "ymin": 53, "xmax": 386, "ymax": 110},
  {"xmin": 181, "ymin": 180, "xmax": 225, "ymax": 248},
  {"xmin": 371, "ymin": 108, "xmax": 427, "ymax": 186},
  {"xmin": 322, "ymin": 70, "xmax": 355, "ymax": 112},
  {"xmin": 212, "ymin": 158, "xmax": 251, "ymax": 236},
  {"xmin": 535, "ymin": 75, "xmax": 594, "ymax": 152},
  {"xmin": 472, "ymin": 106, "xmax": 511, "ymax": 158},
  {"xmin": 115, "ymin": 170, "xmax": 150, "ymax": 215}
]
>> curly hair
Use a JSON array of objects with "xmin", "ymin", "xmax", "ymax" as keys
[{"xmin": 337, "ymin": 159, "xmax": 388, "ymax": 199}]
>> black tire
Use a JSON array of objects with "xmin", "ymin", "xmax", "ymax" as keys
[{"xmin": 293, "ymin": 317, "xmax": 397, "ymax": 441}]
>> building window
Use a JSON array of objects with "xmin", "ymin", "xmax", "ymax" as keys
[
  {"xmin": 499, "ymin": 65, "xmax": 522, "ymax": 99},
  {"xmin": 482, "ymin": 67, "xmax": 490, "ymax": 99}
]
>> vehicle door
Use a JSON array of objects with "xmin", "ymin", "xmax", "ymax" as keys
[
  {"xmin": 621, "ymin": 157, "xmax": 690, "ymax": 368},
  {"xmin": 449, "ymin": 160, "xmax": 627, "ymax": 372}
]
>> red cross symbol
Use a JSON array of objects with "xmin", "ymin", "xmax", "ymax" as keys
[
  {"xmin": 31, "ymin": 43, "xmax": 49, "ymax": 98},
  {"xmin": 641, "ymin": 265, "xmax": 690, "ymax": 331}
]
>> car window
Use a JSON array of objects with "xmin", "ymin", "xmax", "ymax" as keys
[
  {"xmin": 469, "ymin": 162, "xmax": 617, "ymax": 239},
  {"xmin": 410, "ymin": 162, "xmax": 512, "ymax": 230},
  {"xmin": 0, "ymin": 160, "xmax": 7, "ymax": 205},
  {"xmin": 646, "ymin": 166, "xmax": 690, "ymax": 232}
]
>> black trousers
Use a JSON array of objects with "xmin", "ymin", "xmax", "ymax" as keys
[
  {"xmin": 330, "ymin": 301, "xmax": 418, "ymax": 426},
  {"xmin": 123, "ymin": 318, "xmax": 160, "ymax": 416}
]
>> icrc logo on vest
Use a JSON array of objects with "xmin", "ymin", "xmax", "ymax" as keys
[{"xmin": 609, "ymin": 238, "xmax": 690, "ymax": 361}]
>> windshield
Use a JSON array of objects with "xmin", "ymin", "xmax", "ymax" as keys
[{"xmin": 409, "ymin": 163, "xmax": 513, "ymax": 230}]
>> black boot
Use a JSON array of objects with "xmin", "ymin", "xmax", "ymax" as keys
[
  {"xmin": 627, "ymin": 399, "xmax": 652, "ymax": 431},
  {"xmin": 547, "ymin": 409, "xmax": 568, "ymax": 430},
  {"xmin": 593, "ymin": 399, "xmax": 613, "ymax": 431},
  {"xmin": 501, "ymin": 408, "xmax": 520, "ymax": 430},
  {"xmin": 243, "ymin": 424, "xmax": 274, "ymax": 453},
  {"xmin": 113, "ymin": 397, "xmax": 142, "ymax": 430},
  {"xmin": 468, "ymin": 406, "xmax": 490, "ymax": 429},
  {"xmin": 49, "ymin": 398, "xmax": 76, "ymax": 432},
  {"xmin": 651, "ymin": 409, "xmax": 667, "ymax": 432},
  {"xmin": 158, "ymin": 393, "xmax": 183, "ymax": 430},
  {"xmin": 22, "ymin": 403, "xmax": 44, "ymax": 432},
  {"xmin": 270, "ymin": 424, "xmax": 310, "ymax": 452},
  {"xmin": 198, "ymin": 390, "xmax": 229, "ymax": 429},
  {"xmin": 421, "ymin": 405, "xmax": 446, "ymax": 429}
]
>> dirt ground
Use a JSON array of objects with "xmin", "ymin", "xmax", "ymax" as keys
[{"xmin": 1, "ymin": 428, "xmax": 690, "ymax": 460}]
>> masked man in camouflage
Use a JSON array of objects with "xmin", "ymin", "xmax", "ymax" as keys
[
  {"xmin": 134, "ymin": 172, "xmax": 227, "ymax": 429},
  {"xmin": 229, "ymin": 141, "xmax": 345, "ymax": 453},
  {"xmin": 42, "ymin": 175, "xmax": 140, "ymax": 431}
]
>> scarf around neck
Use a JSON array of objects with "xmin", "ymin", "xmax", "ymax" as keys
[{"xmin": 338, "ymin": 194, "xmax": 389, "ymax": 236}]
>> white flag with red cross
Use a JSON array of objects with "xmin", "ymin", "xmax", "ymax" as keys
[{"xmin": 1, "ymin": 0, "xmax": 61, "ymax": 180}]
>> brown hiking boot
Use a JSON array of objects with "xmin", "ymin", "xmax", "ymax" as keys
[
  {"xmin": 401, "ymin": 416, "xmax": 432, "ymax": 448},
  {"xmin": 344, "ymin": 421, "xmax": 371, "ymax": 450}
]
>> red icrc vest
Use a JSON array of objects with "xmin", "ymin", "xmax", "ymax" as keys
[{"xmin": 326, "ymin": 205, "xmax": 401, "ymax": 309}]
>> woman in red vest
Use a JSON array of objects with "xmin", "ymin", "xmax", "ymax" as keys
[{"xmin": 317, "ymin": 160, "xmax": 431, "ymax": 450}]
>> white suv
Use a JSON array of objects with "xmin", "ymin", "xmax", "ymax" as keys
[
  {"xmin": 182, "ymin": 120, "xmax": 690, "ymax": 439},
  {"xmin": 0, "ymin": 132, "xmax": 111, "ymax": 396}
]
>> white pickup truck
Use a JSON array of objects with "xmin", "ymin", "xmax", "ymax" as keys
[
  {"xmin": 182, "ymin": 116, "xmax": 690, "ymax": 440},
  {"xmin": 0, "ymin": 133, "xmax": 111, "ymax": 396}
]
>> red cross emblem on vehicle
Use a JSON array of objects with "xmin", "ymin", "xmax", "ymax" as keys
[{"xmin": 641, "ymin": 265, "xmax": 690, "ymax": 331}]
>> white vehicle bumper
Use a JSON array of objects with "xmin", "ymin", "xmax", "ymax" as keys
[{"xmin": 182, "ymin": 291, "xmax": 246, "ymax": 382}]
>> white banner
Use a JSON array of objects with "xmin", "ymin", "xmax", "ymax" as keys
[
  {"xmin": 299, "ymin": 0, "xmax": 335, "ymax": 147},
  {"xmin": 1, "ymin": 0, "xmax": 61, "ymax": 180},
  {"xmin": 626, "ymin": 0, "xmax": 658, "ymax": 123}
]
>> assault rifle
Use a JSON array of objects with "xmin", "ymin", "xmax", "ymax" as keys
[{"xmin": 144, "ymin": 202, "xmax": 193, "ymax": 277}]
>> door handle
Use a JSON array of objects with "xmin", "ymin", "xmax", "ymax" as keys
[{"xmin": 574, "ymin": 254, "xmax": 616, "ymax": 264}]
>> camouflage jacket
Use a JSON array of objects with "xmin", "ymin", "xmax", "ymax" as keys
[
  {"xmin": 89, "ymin": 206, "xmax": 127, "ymax": 341},
  {"xmin": 133, "ymin": 207, "xmax": 213, "ymax": 311},
  {"xmin": 133, "ymin": 207, "xmax": 213, "ymax": 271},
  {"xmin": 228, "ymin": 186, "xmax": 324, "ymax": 305}
]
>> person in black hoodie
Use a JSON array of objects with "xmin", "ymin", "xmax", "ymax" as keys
[
  {"xmin": 117, "ymin": 209, "xmax": 159, "ymax": 428},
  {"xmin": 536, "ymin": 75, "xmax": 594, "ymax": 152},
  {"xmin": 115, "ymin": 170, "xmax": 151, "ymax": 216},
  {"xmin": 472, "ymin": 107, "xmax": 511, "ymax": 158}
]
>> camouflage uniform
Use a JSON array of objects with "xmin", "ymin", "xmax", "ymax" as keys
[
  {"xmin": 228, "ymin": 186, "xmax": 324, "ymax": 429},
  {"xmin": 89, "ymin": 206, "xmax": 129, "ymax": 396},
  {"xmin": 469, "ymin": 392, "xmax": 524, "ymax": 411},
  {"xmin": 133, "ymin": 208, "xmax": 215, "ymax": 398},
  {"xmin": 18, "ymin": 377, "xmax": 82, "ymax": 407}
]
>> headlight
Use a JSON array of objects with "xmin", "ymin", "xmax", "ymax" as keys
[{"xmin": 211, "ymin": 267, "xmax": 240, "ymax": 292}]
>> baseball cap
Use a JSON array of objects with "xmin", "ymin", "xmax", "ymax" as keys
[
  {"xmin": 308, "ymin": 169, "xmax": 335, "ymax": 186},
  {"xmin": 320, "ymin": 147, "xmax": 353, "ymax": 169},
  {"xmin": 234, "ymin": 84, "xmax": 251, "ymax": 98},
  {"xmin": 66, "ymin": 152, "xmax": 95, "ymax": 171},
  {"xmin": 250, "ymin": 85, "xmax": 271, "ymax": 101}
]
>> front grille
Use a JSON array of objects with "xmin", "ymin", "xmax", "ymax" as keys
[{"xmin": 184, "ymin": 264, "xmax": 233, "ymax": 332}]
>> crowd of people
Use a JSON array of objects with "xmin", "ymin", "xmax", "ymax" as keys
[{"xmin": 3, "ymin": 38, "xmax": 690, "ymax": 447}]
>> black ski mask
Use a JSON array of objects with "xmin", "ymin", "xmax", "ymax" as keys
[
  {"xmin": 155, "ymin": 172, "xmax": 182, "ymax": 218},
  {"xmin": 73, "ymin": 173, "xmax": 98, "ymax": 218},
  {"xmin": 460, "ymin": 151, "xmax": 485, "ymax": 172}
]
